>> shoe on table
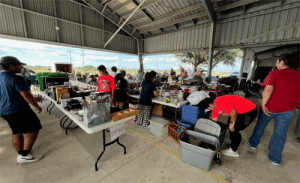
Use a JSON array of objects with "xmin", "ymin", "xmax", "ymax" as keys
[
  {"xmin": 222, "ymin": 148, "xmax": 239, "ymax": 157},
  {"xmin": 17, "ymin": 153, "xmax": 43, "ymax": 164}
]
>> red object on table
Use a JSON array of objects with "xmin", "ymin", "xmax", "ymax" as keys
[{"xmin": 184, "ymin": 89, "xmax": 190, "ymax": 93}]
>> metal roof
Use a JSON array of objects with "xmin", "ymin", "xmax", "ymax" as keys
[{"xmin": 0, "ymin": 0, "xmax": 299, "ymax": 55}]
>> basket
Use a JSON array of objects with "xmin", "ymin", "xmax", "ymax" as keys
[{"xmin": 168, "ymin": 121, "xmax": 185, "ymax": 144}]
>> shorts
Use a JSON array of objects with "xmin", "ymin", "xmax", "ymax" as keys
[{"xmin": 1, "ymin": 108, "xmax": 42, "ymax": 134}]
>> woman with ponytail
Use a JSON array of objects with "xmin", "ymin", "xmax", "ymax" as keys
[{"xmin": 136, "ymin": 71, "xmax": 158, "ymax": 127}]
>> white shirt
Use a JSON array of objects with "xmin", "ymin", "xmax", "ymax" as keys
[{"xmin": 110, "ymin": 71, "xmax": 117, "ymax": 78}]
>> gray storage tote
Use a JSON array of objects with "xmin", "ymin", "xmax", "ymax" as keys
[{"xmin": 179, "ymin": 130, "xmax": 220, "ymax": 171}]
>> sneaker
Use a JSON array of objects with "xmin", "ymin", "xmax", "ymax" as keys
[
  {"xmin": 17, "ymin": 153, "xmax": 43, "ymax": 164},
  {"xmin": 271, "ymin": 161, "xmax": 280, "ymax": 166},
  {"xmin": 222, "ymin": 148, "xmax": 239, "ymax": 157},
  {"xmin": 143, "ymin": 124, "xmax": 150, "ymax": 128},
  {"xmin": 248, "ymin": 142, "xmax": 256, "ymax": 149}
]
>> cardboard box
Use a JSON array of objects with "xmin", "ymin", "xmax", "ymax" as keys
[
  {"xmin": 56, "ymin": 88, "xmax": 69, "ymax": 101},
  {"xmin": 111, "ymin": 108, "xmax": 139, "ymax": 122},
  {"xmin": 152, "ymin": 104, "xmax": 163, "ymax": 117}
]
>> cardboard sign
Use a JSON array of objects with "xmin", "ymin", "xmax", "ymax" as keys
[{"xmin": 110, "ymin": 124, "xmax": 125, "ymax": 141}]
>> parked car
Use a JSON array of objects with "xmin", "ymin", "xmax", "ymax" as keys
[{"xmin": 229, "ymin": 72, "xmax": 239, "ymax": 77}]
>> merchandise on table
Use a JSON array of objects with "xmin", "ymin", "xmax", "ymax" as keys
[{"xmin": 110, "ymin": 108, "xmax": 139, "ymax": 122}]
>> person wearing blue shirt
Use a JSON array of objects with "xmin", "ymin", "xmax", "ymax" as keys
[
  {"xmin": 0, "ymin": 56, "xmax": 43, "ymax": 164},
  {"xmin": 135, "ymin": 71, "xmax": 158, "ymax": 127}
]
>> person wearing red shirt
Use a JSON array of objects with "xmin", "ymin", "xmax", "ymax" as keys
[
  {"xmin": 248, "ymin": 53, "xmax": 299, "ymax": 165},
  {"xmin": 97, "ymin": 65, "xmax": 116, "ymax": 104},
  {"xmin": 179, "ymin": 67, "xmax": 188, "ymax": 78},
  {"xmin": 199, "ymin": 95, "xmax": 258, "ymax": 157}
]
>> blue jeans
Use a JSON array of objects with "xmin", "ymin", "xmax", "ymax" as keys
[
  {"xmin": 249, "ymin": 109, "xmax": 297, "ymax": 164},
  {"xmin": 295, "ymin": 110, "xmax": 300, "ymax": 138}
]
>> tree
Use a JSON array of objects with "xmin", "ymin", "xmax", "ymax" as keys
[{"xmin": 175, "ymin": 49, "xmax": 242, "ymax": 73}]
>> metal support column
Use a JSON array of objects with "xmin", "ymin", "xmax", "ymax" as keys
[
  {"xmin": 138, "ymin": 54, "xmax": 144, "ymax": 75},
  {"xmin": 207, "ymin": 23, "xmax": 216, "ymax": 78},
  {"xmin": 238, "ymin": 48, "xmax": 246, "ymax": 88}
]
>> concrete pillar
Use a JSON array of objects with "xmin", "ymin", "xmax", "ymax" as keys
[{"xmin": 207, "ymin": 23, "xmax": 215, "ymax": 78}]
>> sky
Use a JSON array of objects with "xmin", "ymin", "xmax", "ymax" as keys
[{"xmin": 0, "ymin": 37, "xmax": 241, "ymax": 72}]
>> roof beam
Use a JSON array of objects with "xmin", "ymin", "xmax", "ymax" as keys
[
  {"xmin": 139, "ymin": 11, "xmax": 207, "ymax": 33},
  {"xmin": 127, "ymin": 14, "xmax": 145, "ymax": 24},
  {"xmin": 201, "ymin": 0, "xmax": 217, "ymax": 22},
  {"xmin": 215, "ymin": 0, "xmax": 261, "ymax": 12},
  {"xmin": 104, "ymin": 0, "xmax": 146, "ymax": 47},
  {"xmin": 112, "ymin": 0, "xmax": 132, "ymax": 13},
  {"xmin": 102, "ymin": 0, "xmax": 114, "ymax": 6},
  {"xmin": 121, "ymin": 0, "xmax": 162, "ymax": 18},
  {"xmin": 134, "ymin": 3, "xmax": 202, "ymax": 29},
  {"xmin": 81, "ymin": 0, "xmax": 140, "ymax": 39}
]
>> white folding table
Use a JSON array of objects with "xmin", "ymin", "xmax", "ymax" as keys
[
  {"xmin": 32, "ymin": 85, "xmax": 134, "ymax": 171},
  {"xmin": 128, "ymin": 94, "xmax": 188, "ymax": 120}
]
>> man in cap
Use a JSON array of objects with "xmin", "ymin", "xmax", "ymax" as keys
[
  {"xmin": 192, "ymin": 68, "xmax": 204, "ymax": 90},
  {"xmin": 0, "ymin": 56, "xmax": 43, "ymax": 163}
]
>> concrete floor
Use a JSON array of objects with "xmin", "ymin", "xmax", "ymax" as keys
[{"xmin": 0, "ymin": 95, "xmax": 299, "ymax": 183}]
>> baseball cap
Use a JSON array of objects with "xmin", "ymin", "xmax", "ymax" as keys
[
  {"xmin": 119, "ymin": 70, "xmax": 126, "ymax": 75},
  {"xmin": 0, "ymin": 56, "xmax": 26, "ymax": 66},
  {"xmin": 197, "ymin": 68, "xmax": 204, "ymax": 72}
]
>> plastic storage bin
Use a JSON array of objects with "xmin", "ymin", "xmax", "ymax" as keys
[
  {"xmin": 181, "ymin": 105, "xmax": 209, "ymax": 125},
  {"xmin": 194, "ymin": 119, "xmax": 227, "ymax": 146},
  {"xmin": 150, "ymin": 116, "xmax": 169, "ymax": 136},
  {"xmin": 179, "ymin": 130, "xmax": 219, "ymax": 171}
]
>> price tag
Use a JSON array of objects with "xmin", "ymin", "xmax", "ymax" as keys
[{"xmin": 110, "ymin": 124, "xmax": 125, "ymax": 141}]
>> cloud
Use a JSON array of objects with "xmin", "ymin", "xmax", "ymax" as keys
[
  {"xmin": 85, "ymin": 55, "xmax": 119, "ymax": 61},
  {"xmin": 0, "ymin": 38, "xmax": 53, "ymax": 51},
  {"xmin": 0, "ymin": 47, "xmax": 9, "ymax": 52},
  {"xmin": 122, "ymin": 58, "xmax": 138, "ymax": 62}
]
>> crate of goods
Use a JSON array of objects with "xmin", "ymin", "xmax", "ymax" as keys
[
  {"xmin": 194, "ymin": 119, "xmax": 228, "ymax": 146},
  {"xmin": 168, "ymin": 121, "xmax": 185, "ymax": 144},
  {"xmin": 152, "ymin": 104, "xmax": 163, "ymax": 117},
  {"xmin": 56, "ymin": 88, "xmax": 69, "ymax": 101},
  {"xmin": 110, "ymin": 108, "xmax": 139, "ymax": 122},
  {"xmin": 181, "ymin": 105, "xmax": 209, "ymax": 125},
  {"xmin": 179, "ymin": 130, "xmax": 219, "ymax": 171},
  {"xmin": 150, "ymin": 116, "xmax": 169, "ymax": 136}
]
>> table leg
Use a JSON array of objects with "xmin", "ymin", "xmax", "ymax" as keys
[
  {"xmin": 95, "ymin": 130, "xmax": 127, "ymax": 171},
  {"xmin": 175, "ymin": 108, "xmax": 178, "ymax": 120},
  {"xmin": 60, "ymin": 115, "xmax": 68, "ymax": 124},
  {"xmin": 49, "ymin": 102, "xmax": 55, "ymax": 114},
  {"xmin": 65, "ymin": 121, "xmax": 74, "ymax": 135},
  {"xmin": 46, "ymin": 101, "xmax": 53, "ymax": 112},
  {"xmin": 41, "ymin": 96, "xmax": 45, "ymax": 103}
]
